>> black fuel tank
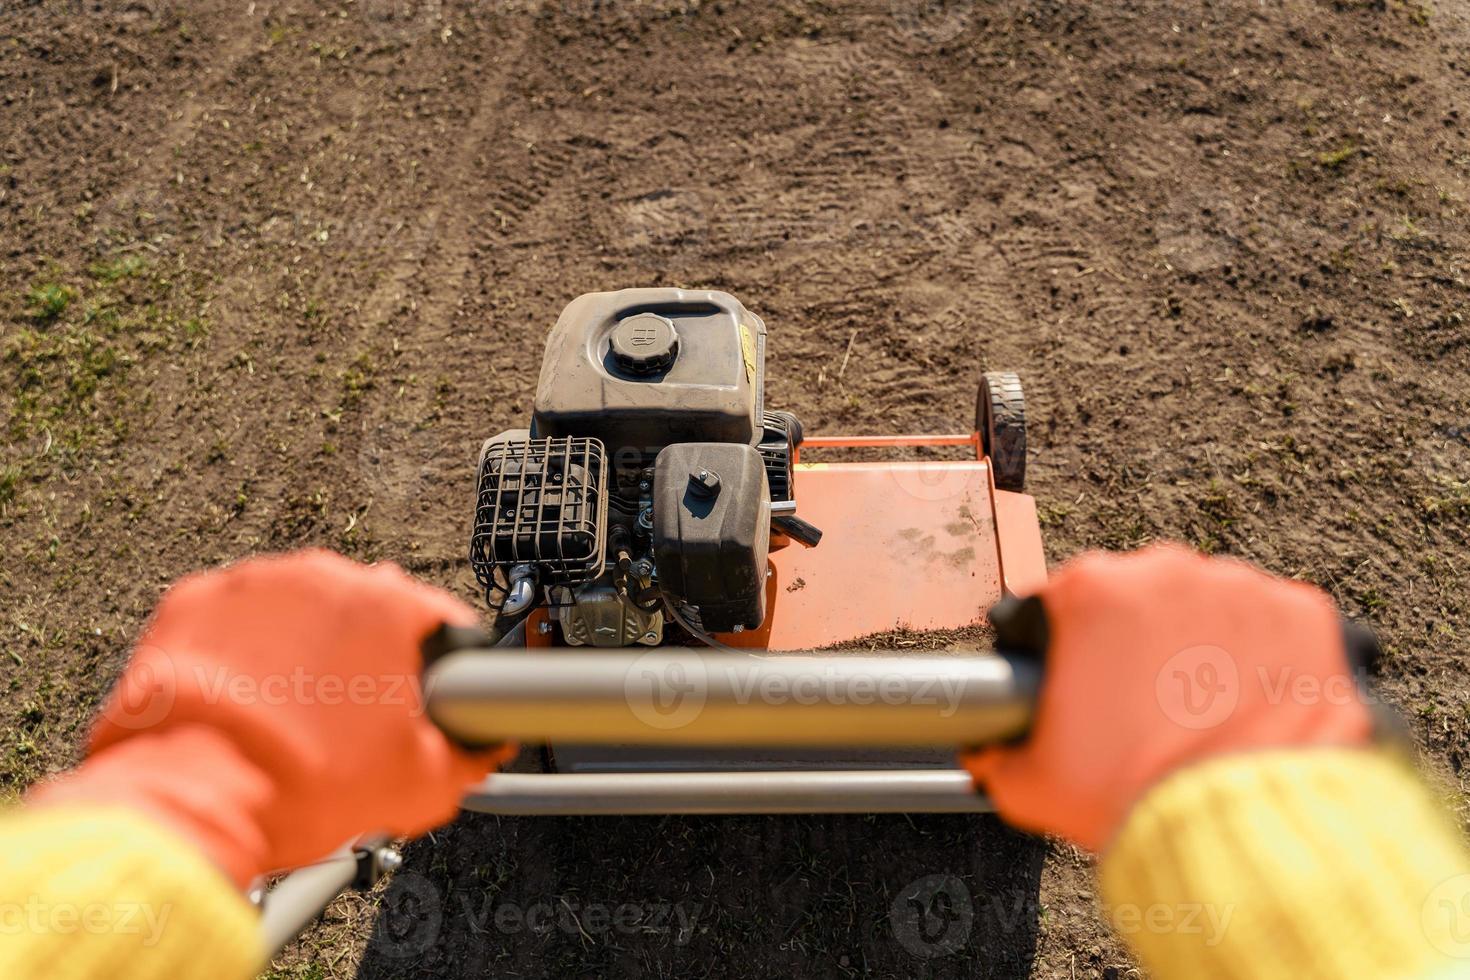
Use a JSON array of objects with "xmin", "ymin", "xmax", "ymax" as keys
[{"xmin": 531, "ymin": 289, "xmax": 767, "ymax": 461}]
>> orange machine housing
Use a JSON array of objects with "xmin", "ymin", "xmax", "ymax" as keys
[{"xmin": 527, "ymin": 432, "xmax": 1047, "ymax": 651}]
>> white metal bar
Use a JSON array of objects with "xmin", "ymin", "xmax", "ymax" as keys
[
  {"xmin": 459, "ymin": 769, "xmax": 991, "ymax": 815},
  {"xmin": 259, "ymin": 849, "xmax": 360, "ymax": 956},
  {"xmin": 426, "ymin": 650, "xmax": 1037, "ymax": 747}
]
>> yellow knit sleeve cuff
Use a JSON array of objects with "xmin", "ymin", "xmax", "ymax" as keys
[
  {"xmin": 0, "ymin": 804, "xmax": 262, "ymax": 980},
  {"xmin": 1100, "ymin": 748, "xmax": 1470, "ymax": 980}
]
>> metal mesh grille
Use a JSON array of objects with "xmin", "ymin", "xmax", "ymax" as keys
[{"xmin": 470, "ymin": 437, "xmax": 607, "ymax": 590}]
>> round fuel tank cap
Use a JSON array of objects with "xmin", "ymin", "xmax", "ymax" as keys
[{"xmin": 610, "ymin": 313, "xmax": 679, "ymax": 375}]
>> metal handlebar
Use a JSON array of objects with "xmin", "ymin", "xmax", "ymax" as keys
[
  {"xmin": 460, "ymin": 769, "xmax": 992, "ymax": 816},
  {"xmin": 424, "ymin": 648, "xmax": 1039, "ymax": 748},
  {"xmin": 260, "ymin": 616, "xmax": 1382, "ymax": 956},
  {"xmin": 260, "ymin": 645, "xmax": 1035, "ymax": 955},
  {"xmin": 258, "ymin": 840, "xmax": 397, "ymax": 957}
]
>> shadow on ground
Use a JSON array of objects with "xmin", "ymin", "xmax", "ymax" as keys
[{"xmin": 357, "ymin": 806, "xmax": 1044, "ymax": 979}]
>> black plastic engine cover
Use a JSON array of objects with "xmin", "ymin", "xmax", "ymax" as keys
[
  {"xmin": 532, "ymin": 289, "xmax": 766, "ymax": 462},
  {"xmin": 653, "ymin": 443, "xmax": 770, "ymax": 633}
]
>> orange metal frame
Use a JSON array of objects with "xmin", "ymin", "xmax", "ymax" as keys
[
  {"xmin": 524, "ymin": 430, "xmax": 1046, "ymax": 651},
  {"xmin": 792, "ymin": 432, "xmax": 982, "ymax": 465}
]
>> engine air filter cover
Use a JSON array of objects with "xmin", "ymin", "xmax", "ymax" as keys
[
  {"xmin": 652, "ymin": 442, "xmax": 770, "ymax": 634},
  {"xmin": 469, "ymin": 435, "xmax": 608, "ymax": 594}
]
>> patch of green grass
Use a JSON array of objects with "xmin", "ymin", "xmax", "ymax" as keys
[
  {"xmin": 88, "ymin": 255, "xmax": 148, "ymax": 282},
  {"xmin": 67, "ymin": 340, "xmax": 121, "ymax": 402},
  {"xmin": 1354, "ymin": 586, "xmax": 1388, "ymax": 611},
  {"xmin": 0, "ymin": 465, "xmax": 19, "ymax": 507},
  {"xmin": 1197, "ymin": 478, "xmax": 1239, "ymax": 528},
  {"xmin": 0, "ymin": 727, "xmax": 41, "ymax": 790},
  {"xmin": 1318, "ymin": 143, "xmax": 1360, "ymax": 170},
  {"xmin": 1036, "ymin": 502, "xmax": 1072, "ymax": 528},
  {"xmin": 24, "ymin": 283, "xmax": 75, "ymax": 322},
  {"xmin": 1388, "ymin": 215, "xmax": 1427, "ymax": 243},
  {"xmin": 1095, "ymin": 512, "xmax": 1154, "ymax": 552},
  {"xmin": 261, "ymin": 965, "xmax": 326, "ymax": 980},
  {"xmin": 308, "ymin": 40, "xmax": 350, "ymax": 61},
  {"xmin": 1421, "ymin": 481, "xmax": 1470, "ymax": 520},
  {"xmin": 1376, "ymin": 177, "xmax": 1414, "ymax": 198},
  {"xmin": 340, "ymin": 352, "xmax": 376, "ymax": 406},
  {"xmin": 2, "ymin": 270, "xmax": 161, "ymax": 465},
  {"xmin": 1400, "ymin": 0, "xmax": 1432, "ymax": 26}
]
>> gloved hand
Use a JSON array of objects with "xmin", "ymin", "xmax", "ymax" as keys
[
  {"xmin": 964, "ymin": 544, "xmax": 1373, "ymax": 852},
  {"xmin": 28, "ymin": 550, "xmax": 512, "ymax": 889}
]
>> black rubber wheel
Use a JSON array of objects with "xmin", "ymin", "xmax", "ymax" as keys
[{"xmin": 976, "ymin": 371, "xmax": 1026, "ymax": 492}]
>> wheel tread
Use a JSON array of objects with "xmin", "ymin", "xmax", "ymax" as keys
[{"xmin": 977, "ymin": 371, "xmax": 1026, "ymax": 492}]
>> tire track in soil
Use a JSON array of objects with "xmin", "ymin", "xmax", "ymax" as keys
[
  {"xmin": 350, "ymin": 18, "xmax": 534, "ymax": 337},
  {"xmin": 345, "ymin": 20, "xmax": 608, "ymax": 578},
  {"xmin": 703, "ymin": 36, "xmax": 1013, "ymax": 437},
  {"xmin": 88, "ymin": 5, "xmax": 265, "ymax": 244},
  {"xmin": 86, "ymin": 7, "xmax": 530, "ymax": 563}
]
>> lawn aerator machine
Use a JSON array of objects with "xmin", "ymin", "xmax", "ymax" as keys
[
  {"xmin": 259, "ymin": 288, "xmax": 1048, "ymax": 950},
  {"xmin": 453, "ymin": 286, "xmax": 1046, "ymax": 782},
  {"xmin": 258, "ymin": 290, "xmax": 1381, "ymax": 950},
  {"xmin": 468, "ymin": 287, "xmax": 1044, "ymax": 652}
]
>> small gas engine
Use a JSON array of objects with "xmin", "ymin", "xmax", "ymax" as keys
[{"xmin": 469, "ymin": 288, "xmax": 819, "ymax": 646}]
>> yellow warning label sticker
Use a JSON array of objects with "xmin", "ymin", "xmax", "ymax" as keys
[{"xmin": 739, "ymin": 323, "xmax": 757, "ymax": 384}]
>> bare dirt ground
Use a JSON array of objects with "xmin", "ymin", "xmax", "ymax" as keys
[{"xmin": 3, "ymin": 0, "xmax": 1470, "ymax": 977}]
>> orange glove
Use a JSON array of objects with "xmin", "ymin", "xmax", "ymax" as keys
[
  {"xmin": 28, "ymin": 550, "xmax": 511, "ymax": 889},
  {"xmin": 964, "ymin": 544, "xmax": 1374, "ymax": 852}
]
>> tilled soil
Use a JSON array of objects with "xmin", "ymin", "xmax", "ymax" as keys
[{"xmin": 3, "ymin": 1, "xmax": 1470, "ymax": 977}]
